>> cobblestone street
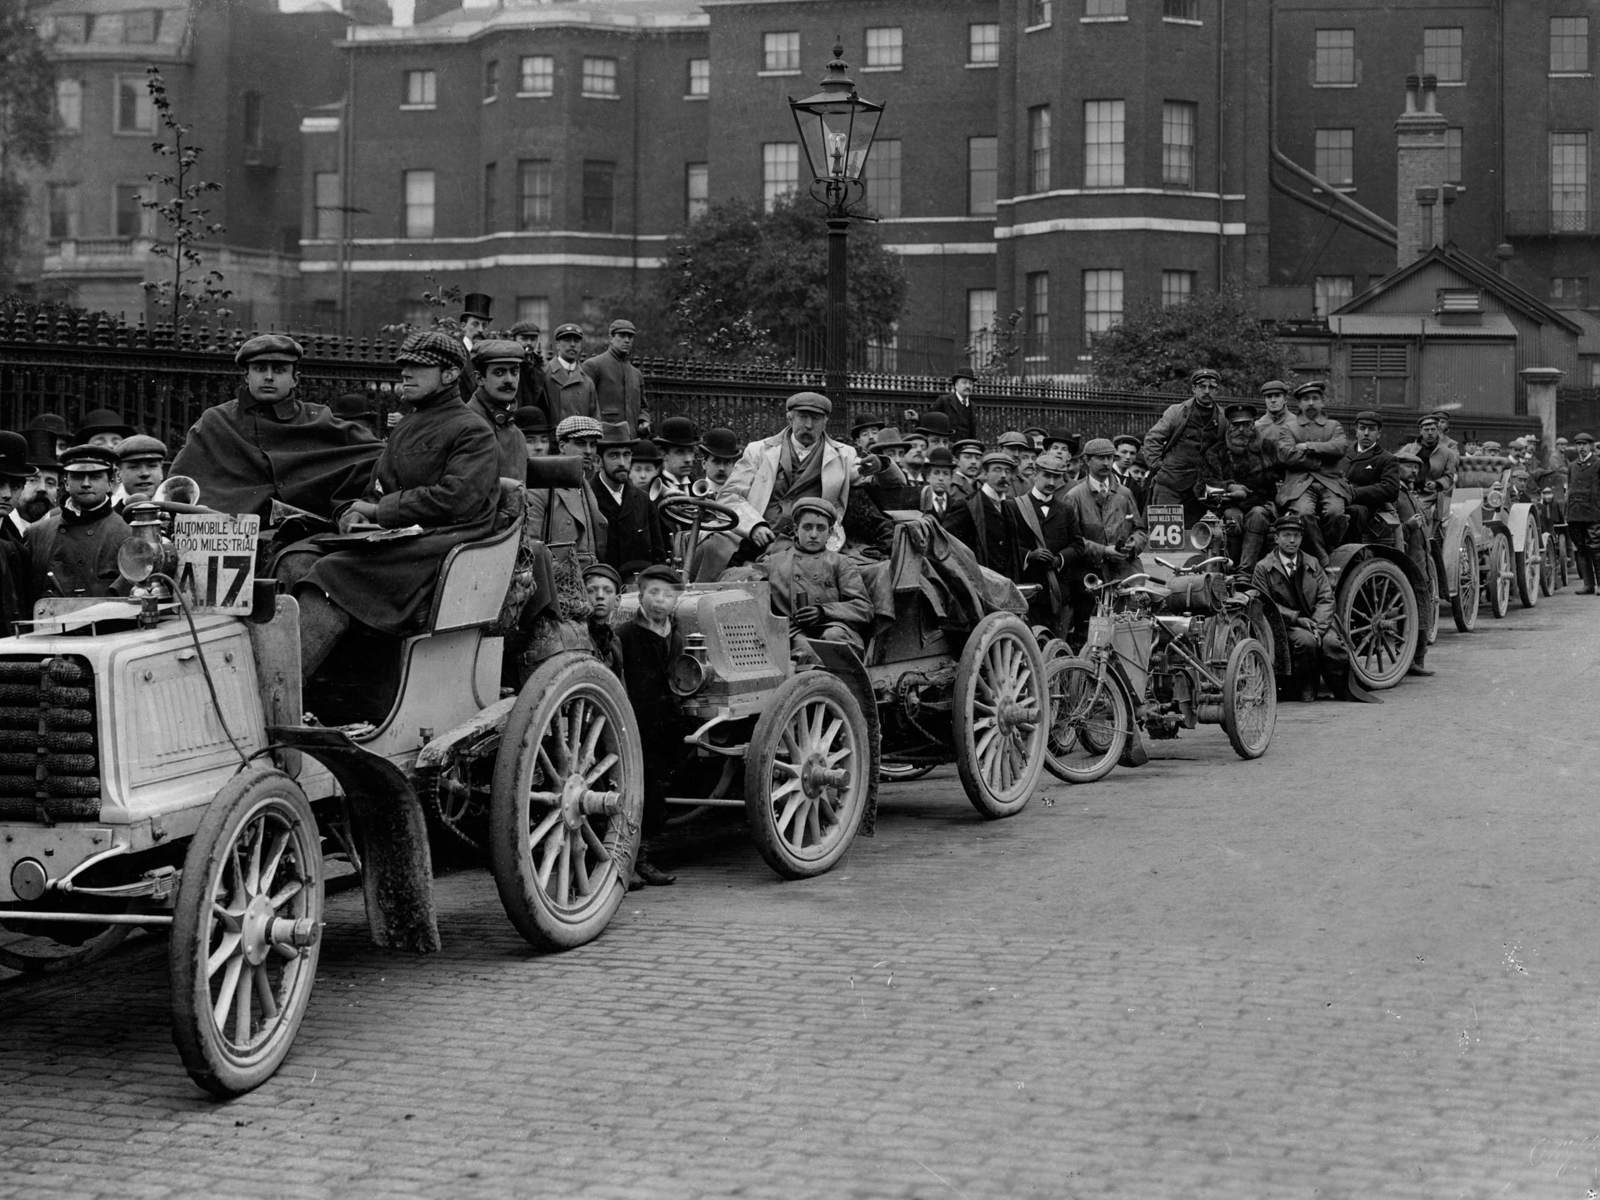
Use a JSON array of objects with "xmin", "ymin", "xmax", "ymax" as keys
[{"xmin": 4, "ymin": 594, "xmax": 1600, "ymax": 1199}]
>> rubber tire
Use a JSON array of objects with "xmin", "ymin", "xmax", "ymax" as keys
[
  {"xmin": 1514, "ymin": 512, "xmax": 1540, "ymax": 609},
  {"xmin": 1337, "ymin": 556, "xmax": 1418, "ymax": 691},
  {"xmin": 1450, "ymin": 529, "xmax": 1479, "ymax": 632},
  {"xmin": 954, "ymin": 612, "xmax": 1048, "ymax": 818},
  {"xmin": 1486, "ymin": 530, "xmax": 1513, "ymax": 619},
  {"xmin": 1042, "ymin": 655, "xmax": 1131, "ymax": 784},
  {"xmin": 170, "ymin": 768, "xmax": 322, "ymax": 1099},
  {"xmin": 489, "ymin": 655, "xmax": 643, "ymax": 951},
  {"xmin": 1420, "ymin": 553, "xmax": 1440, "ymax": 647},
  {"xmin": 1221, "ymin": 638, "xmax": 1276, "ymax": 760},
  {"xmin": 744, "ymin": 672, "xmax": 872, "ymax": 879},
  {"xmin": 879, "ymin": 762, "xmax": 936, "ymax": 783}
]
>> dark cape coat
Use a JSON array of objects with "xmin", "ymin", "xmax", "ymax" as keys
[
  {"xmin": 171, "ymin": 386, "xmax": 382, "ymax": 521},
  {"xmin": 298, "ymin": 386, "xmax": 499, "ymax": 635}
]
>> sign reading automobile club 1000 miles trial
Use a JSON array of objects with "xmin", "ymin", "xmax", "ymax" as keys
[{"xmin": 173, "ymin": 513, "xmax": 259, "ymax": 615}]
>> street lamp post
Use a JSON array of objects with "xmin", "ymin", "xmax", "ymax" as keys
[{"xmin": 789, "ymin": 45, "xmax": 883, "ymax": 422}]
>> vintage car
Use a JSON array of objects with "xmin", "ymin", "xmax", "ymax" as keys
[
  {"xmin": 632, "ymin": 494, "xmax": 1049, "ymax": 881},
  {"xmin": 0, "ymin": 467, "xmax": 641, "ymax": 1098},
  {"xmin": 1451, "ymin": 455, "xmax": 1551, "ymax": 618}
]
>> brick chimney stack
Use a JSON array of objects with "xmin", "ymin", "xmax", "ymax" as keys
[{"xmin": 1394, "ymin": 73, "xmax": 1450, "ymax": 267}]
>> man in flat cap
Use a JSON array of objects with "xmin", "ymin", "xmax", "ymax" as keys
[
  {"xmin": 702, "ymin": 391, "xmax": 858, "ymax": 580},
  {"xmin": 467, "ymin": 339, "xmax": 531, "ymax": 482},
  {"xmin": 1206, "ymin": 403, "xmax": 1278, "ymax": 579},
  {"xmin": 544, "ymin": 324, "xmax": 600, "ymax": 425},
  {"xmin": 1008, "ymin": 447, "xmax": 1079, "ymax": 636},
  {"xmin": 1060, "ymin": 437, "xmax": 1148, "ymax": 645},
  {"xmin": 590, "ymin": 420, "xmax": 665, "ymax": 576},
  {"xmin": 583, "ymin": 318, "xmax": 646, "ymax": 435},
  {"xmin": 1398, "ymin": 412, "xmax": 1459, "ymax": 531},
  {"xmin": 289, "ymin": 330, "xmax": 499, "ymax": 683},
  {"xmin": 1255, "ymin": 379, "xmax": 1295, "ymax": 442},
  {"xmin": 26, "ymin": 444, "xmax": 132, "ymax": 599},
  {"xmin": 1249, "ymin": 512, "xmax": 1358, "ymax": 701},
  {"xmin": 113, "ymin": 434, "xmax": 167, "ymax": 514},
  {"xmin": 172, "ymin": 334, "xmax": 382, "ymax": 524},
  {"xmin": 945, "ymin": 450, "xmax": 1024, "ymax": 578},
  {"xmin": 763, "ymin": 497, "xmax": 873, "ymax": 656},
  {"xmin": 525, "ymin": 414, "xmax": 608, "ymax": 574},
  {"xmin": 926, "ymin": 367, "xmax": 980, "ymax": 443},
  {"xmin": 1342, "ymin": 410, "xmax": 1400, "ymax": 542},
  {"xmin": 1565, "ymin": 432, "xmax": 1600, "ymax": 593},
  {"xmin": 1142, "ymin": 367, "xmax": 1228, "ymax": 527},
  {"xmin": 1276, "ymin": 379, "xmax": 1350, "ymax": 562},
  {"xmin": 509, "ymin": 319, "xmax": 548, "ymax": 418}
]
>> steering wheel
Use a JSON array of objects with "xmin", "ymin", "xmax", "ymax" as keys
[{"xmin": 657, "ymin": 493, "xmax": 739, "ymax": 533}]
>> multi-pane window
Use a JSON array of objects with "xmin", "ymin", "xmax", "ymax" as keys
[
  {"xmin": 1084, "ymin": 100, "xmax": 1125, "ymax": 187},
  {"xmin": 114, "ymin": 183, "xmax": 149, "ymax": 238},
  {"xmin": 968, "ymin": 136, "xmax": 997, "ymax": 215},
  {"xmin": 313, "ymin": 171, "xmax": 341, "ymax": 239},
  {"xmin": 484, "ymin": 59, "xmax": 498, "ymax": 101},
  {"xmin": 1550, "ymin": 132, "xmax": 1589, "ymax": 230},
  {"xmin": 1423, "ymin": 28, "xmax": 1463, "ymax": 82},
  {"xmin": 483, "ymin": 162, "xmax": 497, "ymax": 231},
  {"xmin": 1086, "ymin": 0, "xmax": 1127, "ymax": 16},
  {"xmin": 1445, "ymin": 127, "xmax": 1463, "ymax": 184},
  {"xmin": 519, "ymin": 55, "xmax": 554, "ymax": 94},
  {"xmin": 1163, "ymin": 0, "xmax": 1198, "ymax": 19},
  {"xmin": 1551, "ymin": 277, "xmax": 1590, "ymax": 308},
  {"xmin": 516, "ymin": 297, "xmax": 551, "ymax": 334},
  {"xmin": 55, "ymin": 79, "xmax": 82, "ymax": 132},
  {"xmin": 46, "ymin": 183, "xmax": 78, "ymax": 240},
  {"xmin": 1315, "ymin": 128, "xmax": 1354, "ymax": 187},
  {"xmin": 114, "ymin": 74, "xmax": 153, "ymax": 132},
  {"xmin": 403, "ymin": 69, "xmax": 436, "ymax": 107},
  {"xmin": 968, "ymin": 288, "xmax": 997, "ymax": 343},
  {"xmin": 1028, "ymin": 106, "xmax": 1051, "ymax": 192},
  {"xmin": 1315, "ymin": 29, "xmax": 1355, "ymax": 84},
  {"xmin": 582, "ymin": 160, "xmax": 616, "ymax": 231},
  {"xmin": 1162, "ymin": 270, "xmax": 1195, "ymax": 307},
  {"xmin": 403, "ymin": 169, "xmax": 435, "ymax": 238},
  {"xmin": 762, "ymin": 142, "xmax": 799, "ymax": 209},
  {"xmin": 968, "ymin": 24, "xmax": 999, "ymax": 63},
  {"xmin": 582, "ymin": 58, "xmax": 618, "ymax": 96},
  {"xmin": 685, "ymin": 163, "xmax": 709, "ymax": 221},
  {"xmin": 1162, "ymin": 101, "xmax": 1196, "ymax": 187},
  {"xmin": 1027, "ymin": 0, "xmax": 1052, "ymax": 27},
  {"xmin": 1551, "ymin": 17, "xmax": 1589, "ymax": 73},
  {"xmin": 865, "ymin": 27, "xmax": 903, "ymax": 68},
  {"xmin": 687, "ymin": 58, "xmax": 710, "ymax": 95},
  {"xmin": 1026, "ymin": 272, "xmax": 1049, "ymax": 344},
  {"xmin": 518, "ymin": 159, "xmax": 552, "ymax": 228},
  {"xmin": 862, "ymin": 139, "xmax": 902, "ymax": 217},
  {"xmin": 1083, "ymin": 269, "xmax": 1123, "ymax": 345},
  {"xmin": 1314, "ymin": 276, "xmax": 1354, "ymax": 316},
  {"xmin": 763, "ymin": 31, "xmax": 800, "ymax": 71}
]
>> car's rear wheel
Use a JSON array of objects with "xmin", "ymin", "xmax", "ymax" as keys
[
  {"xmin": 1486, "ymin": 530, "xmax": 1514, "ymax": 618},
  {"xmin": 954, "ymin": 613, "xmax": 1047, "ymax": 818},
  {"xmin": 1337, "ymin": 557, "xmax": 1418, "ymax": 691},
  {"xmin": 1514, "ymin": 512, "xmax": 1541, "ymax": 608},
  {"xmin": 1451, "ymin": 529, "xmax": 1479, "ymax": 632}
]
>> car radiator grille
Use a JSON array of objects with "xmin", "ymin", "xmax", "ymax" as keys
[{"xmin": 0, "ymin": 656, "xmax": 101, "ymax": 822}]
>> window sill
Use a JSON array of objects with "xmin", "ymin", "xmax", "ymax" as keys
[
  {"xmin": 1311, "ymin": 186, "xmax": 1358, "ymax": 195},
  {"xmin": 516, "ymin": 90, "xmax": 554, "ymax": 99},
  {"xmin": 757, "ymin": 68, "xmax": 801, "ymax": 77},
  {"xmin": 860, "ymin": 64, "xmax": 902, "ymax": 73},
  {"xmin": 114, "ymin": 128, "xmax": 156, "ymax": 136},
  {"xmin": 581, "ymin": 92, "xmax": 621, "ymax": 100},
  {"xmin": 683, "ymin": 92, "xmax": 709, "ymax": 100},
  {"xmin": 1549, "ymin": 71, "xmax": 1593, "ymax": 79},
  {"xmin": 1163, "ymin": 17, "xmax": 1204, "ymax": 26},
  {"xmin": 965, "ymin": 60, "xmax": 998, "ymax": 69},
  {"xmin": 1080, "ymin": 15, "xmax": 1129, "ymax": 22},
  {"xmin": 1023, "ymin": 22, "xmax": 1051, "ymax": 34},
  {"xmin": 399, "ymin": 104, "xmax": 436, "ymax": 112},
  {"xmin": 1435, "ymin": 79, "xmax": 1466, "ymax": 86},
  {"xmin": 1312, "ymin": 81, "xmax": 1358, "ymax": 88}
]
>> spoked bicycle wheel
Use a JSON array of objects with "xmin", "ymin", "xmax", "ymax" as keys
[{"xmin": 1042, "ymin": 655, "xmax": 1133, "ymax": 784}]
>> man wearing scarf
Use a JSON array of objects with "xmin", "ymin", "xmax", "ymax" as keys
[{"xmin": 171, "ymin": 335, "xmax": 381, "ymax": 522}]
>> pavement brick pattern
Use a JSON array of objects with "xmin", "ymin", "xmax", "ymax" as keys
[{"xmin": 4, "ymin": 596, "xmax": 1600, "ymax": 1199}]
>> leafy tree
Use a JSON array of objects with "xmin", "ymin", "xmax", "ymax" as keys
[
  {"xmin": 0, "ymin": 9, "xmax": 57, "ymax": 288},
  {"xmin": 141, "ymin": 67, "xmax": 231, "ymax": 325},
  {"xmin": 1090, "ymin": 288, "xmax": 1297, "ymax": 395},
  {"xmin": 658, "ymin": 194, "xmax": 907, "ymax": 363}
]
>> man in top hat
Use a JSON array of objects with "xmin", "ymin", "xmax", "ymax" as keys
[
  {"xmin": 583, "ymin": 318, "xmax": 646, "ymax": 434},
  {"xmin": 466, "ymin": 338, "xmax": 531, "ymax": 482},
  {"xmin": 76, "ymin": 408, "xmax": 134, "ymax": 451},
  {"xmin": 1143, "ymin": 367, "xmax": 1229, "ymax": 526},
  {"xmin": 1391, "ymin": 448, "xmax": 1436, "ymax": 674},
  {"xmin": 1342, "ymin": 410, "xmax": 1400, "ymax": 542},
  {"xmin": 458, "ymin": 293, "xmax": 494, "ymax": 352},
  {"xmin": 1565, "ymin": 432, "xmax": 1600, "ymax": 593},
  {"xmin": 1008, "ymin": 447, "xmax": 1079, "ymax": 636},
  {"xmin": 1276, "ymin": 379, "xmax": 1350, "ymax": 561},
  {"xmin": 926, "ymin": 366, "xmax": 980, "ymax": 443},
  {"xmin": 514, "ymin": 406, "xmax": 551, "ymax": 460},
  {"xmin": 1206, "ymin": 403, "xmax": 1279, "ymax": 579},
  {"xmin": 590, "ymin": 421, "xmax": 665, "ymax": 575},
  {"xmin": 27, "ymin": 414, "xmax": 71, "ymax": 465},
  {"xmin": 703, "ymin": 391, "xmax": 858, "ymax": 580},
  {"xmin": 1060, "ymin": 438, "xmax": 1148, "ymax": 643},
  {"xmin": 763, "ymin": 497, "xmax": 873, "ymax": 656},
  {"xmin": 1398, "ymin": 412, "xmax": 1459, "ymax": 530},
  {"xmin": 26, "ymin": 444, "xmax": 132, "ymax": 599},
  {"xmin": 1249, "ymin": 512, "xmax": 1364, "ymax": 702},
  {"xmin": 915, "ymin": 410, "xmax": 954, "ymax": 450},
  {"xmin": 652, "ymin": 415, "xmax": 700, "ymax": 500},
  {"xmin": 171, "ymin": 334, "xmax": 381, "ymax": 524},
  {"xmin": 509, "ymin": 318, "xmax": 548, "ymax": 418},
  {"xmin": 1255, "ymin": 379, "xmax": 1295, "ymax": 442},
  {"xmin": 851, "ymin": 413, "xmax": 887, "ymax": 455},
  {"xmin": 699, "ymin": 428, "xmax": 745, "ymax": 495},
  {"xmin": 544, "ymin": 323, "xmax": 600, "ymax": 425},
  {"xmin": 950, "ymin": 437, "xmax": 984, "ymax": 503},
  {"xmin": 113, "ymin": 434, "xmax": 167, "ymax": 514},
  {"xmin": 945, "ymin": 450, "xmax": 1024, "ymax": 578}
]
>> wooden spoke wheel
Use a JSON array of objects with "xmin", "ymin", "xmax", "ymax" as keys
[
  {"xmin": 1042, "ymin": 655, "xmax": 1131, "ymax": 784},
  {"xmin": 744, "ymin": 672, "xmax": 872, "ymax": 879},
  {"xmin": 1539, "ymin": 529, "xmax": 1558, "ymax": 596},
  {"xmin": 170, "ymin": 768, "xmax": 323, "ymax": 1099},
  {"xmin": 1485, "ymin": 530, "xmax": 1514, "ymax": 618},
  {"xmin": 954, "ymin": 612, "xmax": 1048, "ymax": 818},
  {"xmin": 1420, "ymin": 552, "xmax": 1440, "ymax": 647},
  {"xmin": 1221, "ymin": 638, "xmax": 1276, "ymax": 760},
  {"xmin": 1450, "ymin": 530, "xmax": 1479, "ymax": 632},
  {"xmin": 490, "ymin": 655, "xmax": 643, "ymax": 952},
  {"xmin": 1336, "ymin": 557, "xmax": 1418, "ymax": 692},
  {"xmin": 1514, "ymin": 512, "xmax": 1542, "ymax": 608}
]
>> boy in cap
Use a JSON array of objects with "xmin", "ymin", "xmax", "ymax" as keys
[
  {"xmin": 113, "ymin": 435, "xmax": 167, "ymax": 513},
  {"xmin": 25, "ymin": 444, "xmax": 132, "ymax": 599},
  {"xmin": 172, "ymin": 333, "xmax": 381, "ymax": 523},
  {"xmin": 763, "ymin": 498, "xmax": 873, "ymax": 655},
  {"xmin": 544, "ymin": 323, "xmax": 600, "ymax": 424},
  {"xmin": 616, "ymin": 563, "xmax": 685, "ymax": 886},
  {"xmin": 583, "ymin": 318, "xmax": 646, "ymax": 433},
  {"xmin": 467, "ymin": 339, "xmax": 531, "ymax": 481},
  {"xmin": 628, "ymin": 438, "xmax": 662, "ymax": 494},
  {"xmin": 582, "ymin": 562, "xmax": 625, "ymax": 676}
]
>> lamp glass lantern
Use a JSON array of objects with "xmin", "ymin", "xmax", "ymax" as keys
[{"xmin": 788, "ymin": 46, "xmax": 883, "ymax": 207}]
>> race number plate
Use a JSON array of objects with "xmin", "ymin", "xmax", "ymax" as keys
[
  {"xmin": 173, "ymin": 514, "xmax": 259, "ymax": 615},
  {"xmin": 1145, "ymin": 504, "xmax": 1186, "ymax": 549}
]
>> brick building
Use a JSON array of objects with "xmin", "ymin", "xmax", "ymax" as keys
[{"xmin": 22, "ymin": 0, "xmax": 358, "ymax": 326}]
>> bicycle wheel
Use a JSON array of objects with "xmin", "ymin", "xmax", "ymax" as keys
[{"xmin": 1043, "ymin": 655, "xmax": 1132, "ymax": 784}]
